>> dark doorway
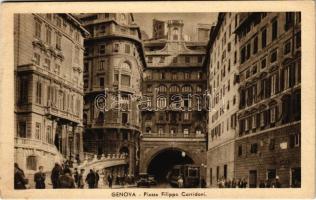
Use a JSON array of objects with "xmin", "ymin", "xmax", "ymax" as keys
[
  {"xmin": 147, "ymin": 149, "xmax": 194, "ymax": 183},
  {"xmin": 249, "ymin": 170, "xmax": 257, "ymax": 188}
]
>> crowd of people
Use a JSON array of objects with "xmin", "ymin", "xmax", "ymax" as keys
[
  {"xmin": 14, "ymin": 162, "xmax": 136, "ymax": 189},
  {"xmin": 217, "ymin": 176, "xmax": 282, "ymax": 188}
]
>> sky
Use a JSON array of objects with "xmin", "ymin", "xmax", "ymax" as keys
[{"xmin": 133, "ymin": 13, "xmax": 218, "ymax": 40}]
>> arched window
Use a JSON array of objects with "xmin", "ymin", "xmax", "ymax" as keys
[
  {"xmin": 158, "ymin": 85, "xmax": 167, "ymax": 93},
  {"xmin": 170, "ymin": 85, "xmax": 180, "ymax": 93},
  {"xmin": 182, "ymin": 85, "xmax": 192, "ymax": 93},
  {"xmin": 157, "ymin": 97, "xmax": 167, "ymax": 108},
  {"xmin": 26, "ymin": 155, "xmax": 37, "ymax": 170},
  {"xmin": 121, "ymin": 62, "xmax": 131, "ymax": 71},
  {"xmin": 173, "ymin": 28, "xmax": 179, "ymax": 40}
]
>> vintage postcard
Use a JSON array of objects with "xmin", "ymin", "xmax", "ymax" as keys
[{"xmin": 0, "ymin": 1, "xmax": 315, "ymax": 199}]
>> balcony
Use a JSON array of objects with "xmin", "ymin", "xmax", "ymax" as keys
[
  {"xmin": 90, "ymin": 121, "xmax": 141, "ymax": 132},
  {"xmin": 15, "ymin": 137, "xmax": 60, "ymax": 156},
  {"xmin": 45, "ymin": 106, "xmax": 81, "ymax": 124},
  {"xmin": 142, "ymin": 132, "xmax": 206, "ymax": 142}
]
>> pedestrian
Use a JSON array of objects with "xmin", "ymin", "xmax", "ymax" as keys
[
  {"xmin": 237, "ymin": 179, "xmax": 243, "ymax": 188},
  {"xmin": 107, "ymin": 173, "xmax": 113, "ymax": 188},
  {"xmin": 177, "ymin": 176, "xmax": 184, "ymax": 188},
  {"xmin": 73, "ymin": 168, "xmax": 79, "ymax": 187},
  {"xmin": 275, "ymin": 176, "xmax": 281, "ymax": 188},
  {"xmin": 86, "ymin": 169, "xmax": 96, "ymax": 189},
  {"xmin": 95, "ymin": 170, "xmax": 100, "ymax": 188},
  {"xmin": 259, "ymin": 180, "xmax": 265, "ymax": 188},
  {"xmin": 231, "ymin": 178, "xmax": 237, "ymax": 188},
  {"xmin": 14, "ymin": 163, "xmax": 28, "ymax": 189},
  {"xmin": 58, "ymin": 168, "xmax": 75, "ymax": 188},
  {"xmin": 78, "ymin": 169, "xmax": 85, "ymax": 189},
  {"xmin": 242, "ymin": 178, "xmax": 248, "ymax": 188},
  {"xmin": 34, "ymin": 166, "xmax": 46, "ymax": 189},
  {"xmin": 201, "ymin": 178, "xmax": 206, "ymax": 188},
  {"xmin": 51, "ymin": 163, "xmax": 62, "ymax": 188}
]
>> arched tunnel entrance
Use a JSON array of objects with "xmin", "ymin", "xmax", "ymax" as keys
[{"xmin": 147, "ymin": 149, "xmax": 194, "ymax": 183}]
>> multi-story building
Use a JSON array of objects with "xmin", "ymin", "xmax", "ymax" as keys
[
  {"xmin": 139, "ymin": 19, "xmax": 208, "ymax": 181},
  {"xmin": 14, "ymin": 14, "xmax": 88, "ymax": 174},
  {"xmin": 235, "ymin": 12, "xmax": 301, "ymax": 187},
  {"xmin": 206, "ymin": 13, "xmax": 240, "ymax": 187},
  {"xmin": 79, "ymin": 13, "xmax": 146, "ymax": 176}
]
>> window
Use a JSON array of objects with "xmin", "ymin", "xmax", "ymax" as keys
[
  {"xmin": 261, "ymin": 57, "xmax": 266, "ymax": 69},
  {"xmin": 56, "ymin": 33, "xmax": 61, "ymax": 50},
  {"xmin": 55, "ymin": 64, "xmax": 60, "ymax": 75},
  {"xmin": 125, "ymin": 44, "xmax": 130, "ymax": 54},
  {"xmin": 238, "ymin": 145, "xmax": 242, "ymax": 156},
  {"xmin": 252, "ymin": 115, "xmax": 256, "ymax": 129},
  {"xmin": 18, "ymin": 121, "xmax": 27, "ymax": 138},
  {"xmin": 184, "ymin": 72, "xmax": 190, "ymax": 79},
  {"xmin": 173, "ymin": 57, "xmax": 178, "ymax": 63},
  {"xmin": 197, "ymin": 85, "xmax": 202, "ymax": 92},
  {"xmin": 250, "ymin": 143, "xmax": 258, "ymax": 154},
  {"xmin": 184, "ymin": 112, "xmax": 189, "ymax": 120},
  {"xmin": 271, "ymin": 73, "xmax": 278, "ymax": 95},
  {"xmin": 284, "ymin": 39, "xmax": 291, "ymax": 55},
  {"xmin": 99, "ymin": 60, "xmax": 105, "ymax": 70},
  {"xmin": 36, "ymin": 81, "xmax": 42, "ymax": 104},
  {"xmin": 113, "ymin": 43, "xmax": 119, "ymax": 52},
  {"xmin": 198, "ymin": 56, "xmax": 203, "ymax": 63},
  {"xmin": 289, "ymin": 133, "xmax": 300, "ymax": 148},
  {"xmin": 122, "ymin": 113, "xmax": 128, "ymax": 124},
  {"xmin": 234, "ymin": 51, "xmax": 237, "ymax": 64},
  {"xmin": 19, "ymin": 78, "xmax": 28, "ymax": 104},
  {"xmin": 269, "ymin": 138, "xmax": 275, "ymax": 150},
  {"xmin": 34, "ymin": 19, "xmax": 41, "ymax": 39},
  {"xmin": 46, "ymin": 27, "xmax": 52, "ymax": 45},
  {"xmin": 159, "ymin": 56, "xmax": 165, "ymax": 63},
  {"xmin": 183, "ymin": 128, "xmax": 189, "ymax": 135},
  {"xmin": 148, "ymin": 56, "xmax": 153, "ymax": 63},
  {"xmin": 240, "ymin": 46, "xmax": 246, "ymax": 63},
  {"xmin": 157, "ymin": 97, "xmax": 167, "ymax": 108},
  {"xmin": 46, "ymin": 125, "xmax": 52, "ymax": 144},
  {"xmin": 121, "ymin": 74, "xmax": 130, "ymax": 86},
  {"xmin": 99, "ymin": 45, "xmax": 105, "ymax": 54},
  {"xmin": 44, "ymin": 58, "xmax": 51, "ymax": 70},
  {"xmin": 253, "ymin": 36, "xmax": 258, "ymax": 54},
  {"xmin": 34, "ymin": 53, "xmax": 40, "ymax": 65},
  {"xmin": 260, "ymin": 111, "xmax": 266, "ymax": 127},
  {"xmin": 158, "ymin": 85, "xmax": 167, "ymax": 93},
  {"xmin": 185, "ymin": 56, "xmax": 190, "ymax": 63},
  {"xmin": 270, "ymin": 49, "xmax": 278, "ymax": 63},
  {"xmin": 272, "ymin": 19, "xmax": 278, "ymax": 41},
  {"xmin": 270, "ymin": 106, "xmax": 277, "ymax": 123},
  {"xmin": 99, "ymin": 77, "xmax": 104, "ymax": 87},
  {"xmin": 26, "ymin": 156, "xmax": 37, "ymax": 170},
  {"xmin": 261, "ymin": 28, "xmax": 267, "ymax": 48},
  {"xmin": 35, "ymin": 122, "xmax": 41, "ymax": 140},
  {"xmin": 46, "ymin": 14, "xmax": 52, "ymax": 20}
]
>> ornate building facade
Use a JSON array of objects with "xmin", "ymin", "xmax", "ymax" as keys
[
  {"xmin": 79, "ymin": 13, "xmax": 146, "ymax": 175},
  {"xmin": 14, "ymin": 14, "xmax": 88, "ymax": 174},
  {"xmin": 139, "ymin": 19, "xmax": 209, "ymax": 180},
  {"xmin": 206, "ymin": 13, "xmax": 240, "ymax": 187},
  {"xmin": 235, "ymin": 12, "xmax": 301, "ymax": 187}
]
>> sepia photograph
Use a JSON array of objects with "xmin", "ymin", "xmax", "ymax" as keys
[{"xmin": 0, "ymin": 1, "xmax": 315, "ymax": 199}]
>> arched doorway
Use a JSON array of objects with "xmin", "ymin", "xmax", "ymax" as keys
[{"xmin": 147, "ymin": 148, "xmax": 194, "ymax": 183}]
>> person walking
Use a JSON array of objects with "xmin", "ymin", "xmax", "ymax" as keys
[
  {"xmin": 14, "ymin": 163, "xmax": 28, "ymax": 189},
  {"xmin": 78, "ymin": 169, "xmax": 85, "ymax": 189},
  {"xmin": 275, "ymin": 176, "xmax": 281, "ymax": 188},
  {"xmin": 58, "ymin": 168, "xmax": 75, "ymax": 188},
  {"xmin": 107, "ymin": 173, "xmax": 113, "ymax": 188},
  {"xmin": 86, "ymin": 169, "xmax": 96, "ymax": 189},
  {"xmin": 95, "ymin": 170, "xmax": 100, "ymax": 188},
  {"xmin": 73, "ymin": 168, "xmax": 79, "ymax": 188},
  {"xmin": 51, "ymin": 163, "xmax": 62, "ymax": 188},
  {"xmin": 177, "ymin": 176, "xmax": 184, "ymax": 188},
  {"xmin": 34, "ymin": 166, "xmax": 46, "ymax": 189}
]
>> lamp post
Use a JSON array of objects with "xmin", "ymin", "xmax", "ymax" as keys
[{"xmin": 200, "ymin": 163, "xmax": 206, "ymax": 188}]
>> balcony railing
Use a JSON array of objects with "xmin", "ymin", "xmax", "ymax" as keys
[
  {"xmin": 143, "ymin": 132, "xmax": 206, "ymax": 138},
  {"xmin": 15, "ymin": 137, "xmax": 59, "ymax": 154},
  {"xmin": 45, "ymin": 106, "xmax": 81, "ymax": 124}
]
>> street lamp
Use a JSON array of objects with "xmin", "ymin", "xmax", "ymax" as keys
[{"xmin": 200, "ymin": 163, "xmax": 206, "ymax": 188}]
